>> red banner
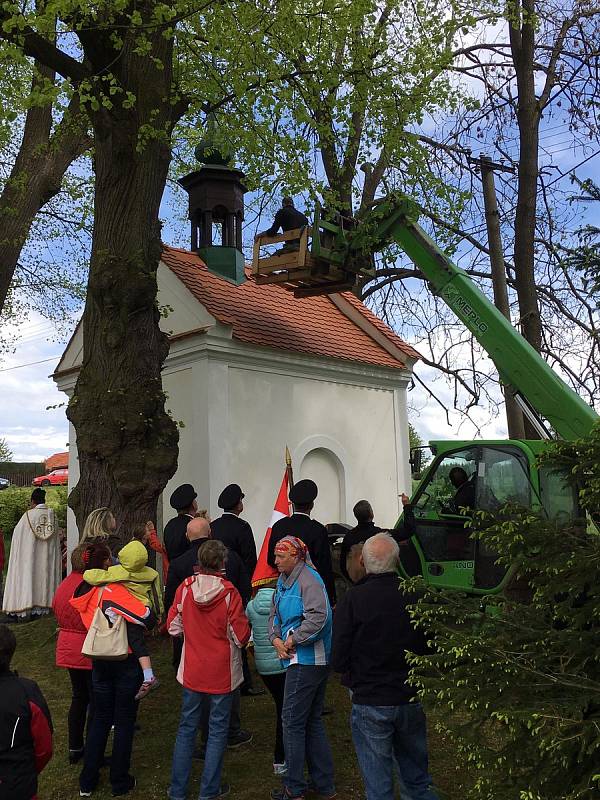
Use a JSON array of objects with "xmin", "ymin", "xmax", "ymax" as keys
[{"xmin": 252, "ymin": 468, "xmax": 291, "ymax": 588}]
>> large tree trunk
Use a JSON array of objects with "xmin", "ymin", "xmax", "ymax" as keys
[
  {"xmin": 66, "ymin": 27, "xmax": 179, "ymax": 542},
  {"xmin": 510, "ymin": 0, "xmax": 543, "ymax": 354},
  {"xmin": 0, "ymin": 64, "xmax": 88, "ymax": 317},
  {"xmin": 509, "ymin": 0, "xmax": 543, "ymax": 437}
]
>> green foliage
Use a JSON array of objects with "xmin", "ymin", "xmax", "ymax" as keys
[
  {"xmin": 408, "ymin": 425, "xmax": 600, "ymax": 799},
  {"xmin": 0, "ymin": 486, "xmax": 32, "ymax": 537},
  {"xmin": 0, "ymin": 485, "xmax": 68, "ymax": 538},
  {"xmin": 409, "ymin": 423, "xmax": 423, "ymax": 450},
  {"xmin": 564, "ymin": 180, "xmax": 600, "ymax": 299},
  {"xmin": 0, "ymin": 437, "xmax": 12, "ymax": 462}
]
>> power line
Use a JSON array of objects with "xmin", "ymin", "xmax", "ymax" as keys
[{"xmin": 0, "ymin": 356, "xmax": 60, "ymax": 373}]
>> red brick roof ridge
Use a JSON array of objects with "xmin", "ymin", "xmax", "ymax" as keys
[{"xmin": 160, "ymin": 245, "xmax": 414, "ymax": 371}]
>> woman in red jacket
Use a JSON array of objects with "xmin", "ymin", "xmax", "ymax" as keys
[{"xmin": 51, "ymin": 544, "xmax": 93, "ymax": 765}]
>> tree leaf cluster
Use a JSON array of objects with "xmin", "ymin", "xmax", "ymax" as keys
[{"xmin": 407, "ymin": 425, "xmax": 600, "ymax": 799}]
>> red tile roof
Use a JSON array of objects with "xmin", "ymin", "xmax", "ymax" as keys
[
  {"xmin": 45, "ymin": 452, "xmax": 69, "ymax": 470},
  {"xmin": 161, "ymin": 246, "xmax": 419, "ymax": 371}
]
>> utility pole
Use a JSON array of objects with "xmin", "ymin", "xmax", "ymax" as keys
[{"xmin": 471, "ymin": 154, "xmax": 526, "ymax": 439}]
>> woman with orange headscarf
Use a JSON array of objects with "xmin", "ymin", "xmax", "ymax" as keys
[{"xmin": 267, "ymin": 536, "xmax": 335, "ymax": 800}]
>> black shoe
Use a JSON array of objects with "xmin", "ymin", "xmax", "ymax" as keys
[
  {"xmin": 227, "ymin": 730, "xmax": 252, "ymax": 748},
  {"xmin": 241, "ymin": 686, "xmax": 266, "ymax": 696},
  {"xmin": 69, "ymin": 747, "xmax": 85, "ymax": 765},
  {"xmin": 206, "ymin": 783, "xmax": 230, "ymax": 799},
  {"xmin": 112, "ymin": 776, "xmax": 136, "ymax": 796}
]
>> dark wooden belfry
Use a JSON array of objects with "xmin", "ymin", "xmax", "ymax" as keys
[{"xmin": 177, "ymin": 139, "xmax": 247, "ymax": 285}]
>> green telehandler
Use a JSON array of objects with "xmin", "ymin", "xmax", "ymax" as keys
[{"xmin": 253, "ymin": 194, "xmax": 598, "ymax": 594}]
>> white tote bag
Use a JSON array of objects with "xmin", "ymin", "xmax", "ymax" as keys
[{"xmin": 81, "ymin": 588, "xmax": 129, "ymax": 661}]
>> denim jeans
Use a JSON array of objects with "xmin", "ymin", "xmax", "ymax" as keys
[
  {"xmin": 169, "ymin": 688, "xmax": 233, "ymax": 800},
  {"xmin": 351, "ymin": 702, "xmax": 438, "ymax": 800},
  {"xmin": 200, "ymin": 687, "xmax": 240, "ymax": 741},
  {"xmin": 79, "ymin": 656, "xmax": 140, "ymax": 795},
  {"xmin": 281, "ymin": 664, "xmax": 335, "ymax": 797}
]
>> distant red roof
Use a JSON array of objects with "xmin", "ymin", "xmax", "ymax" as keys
[
  {"xmin": 161, "ymin": 246, "xmax": 419, "ymax": 371},
  {"xmin": 45, "ymin": 452, "xmax": 68, "ymax": 470}
]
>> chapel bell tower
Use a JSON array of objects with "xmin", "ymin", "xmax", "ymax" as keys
[{"xmin": 178, "ymin": 125, "xmax": 247, "ymax": 285}]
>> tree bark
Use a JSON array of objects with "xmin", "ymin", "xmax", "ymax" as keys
[
  {"xmin": 509, "ymin": 0, "xmax": 543, "ymax": 355},
  {"xmin": 0, "ymin": 65, "xmax": 89, "ymax": 317},
  {"xmin": 66, "ymin": 23, "xmax": 180, "ymax": 543}
]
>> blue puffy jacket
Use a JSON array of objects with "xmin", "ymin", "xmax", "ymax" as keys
[
  {"xmin": 268, "ymin": 562, "xmax": 332, "ymax": 668},
  {"xmin": 246, "ymin": 589, "xmax": 285, "ymax": 676}
]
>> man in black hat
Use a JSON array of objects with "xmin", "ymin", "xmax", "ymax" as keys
[
  {"xmin": 210, "ymin": 484, "xmax": 257, "ymax": 580},
  {"xmin": 267, "ymin": 479, "xmax": 336, "ymax": 605},
  {"xmin": 163, "ymin": 484, "xmax": 198, "ymax": 562}
]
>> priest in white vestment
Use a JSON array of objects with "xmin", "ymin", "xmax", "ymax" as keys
[{"xmin": 2, "ymin": 488, "xmax": 62, "ymax": 618}]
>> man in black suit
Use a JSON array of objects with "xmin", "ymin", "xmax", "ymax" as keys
[
  {"xmin": 165, "ymin": 516, "xmax": 252, "ymax": 749},
  {"xmin": 267, "ymin": 479, "xmax": 336, "ymax": 605},
  {"xmin": 210, "ymin": 484, "xmax": 257, "ymax": 580},
  {"xmin": 164, "ymin": 518, "xmax": 250, "ymax": 616},
  {"xmin": 210, "ymin": 483, "xmax": 263, "ymax": 696},
  {"xmin": 340, "ymin": 495, "xmax": 416, "ymax": 584},
  {"xmin": 163, "ymin": 483, "xmax": 198, "ymax": 562}
]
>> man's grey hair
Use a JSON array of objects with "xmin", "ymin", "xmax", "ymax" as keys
[{"xmin": 362, "ymin": 533, "xmax": 399, "ymax": 574}]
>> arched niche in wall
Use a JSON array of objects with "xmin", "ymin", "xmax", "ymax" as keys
[{"xmin": 293, "ymin": 435, "xmax": 350, "ymax": 525}]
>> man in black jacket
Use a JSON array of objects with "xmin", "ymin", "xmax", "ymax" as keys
[
  {"xmin": 163, "ymin": 483, "xmax": 198, "ymax": 562},
  {"xmin": 331, "ymin": 533, "xmax": 438, "ymax": 800},
  {"xmin": 164, "ymin": 516, "xmax": 252, "ymax": 749},
  {"xmin": 340, "ymin": 495, "xmax": 416, "ymax": 584},
  {"xmin": 268, "ymin": 479, "xmax": 336, "ymax": 605},
  {"xmin": 0, "ymin": 624, "xmax": 53, "ymax": 800},
  {"xmin": 255, "ymin": 197, "xmax": 309, "ymax": 252},
  {"xmin": 210, "ymin": 483, "xmax": 257, "ymax": 581}
]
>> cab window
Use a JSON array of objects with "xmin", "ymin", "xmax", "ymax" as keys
[{"xmin": 539, "ymin": 467, "xmax": 579, "ymax": 524}]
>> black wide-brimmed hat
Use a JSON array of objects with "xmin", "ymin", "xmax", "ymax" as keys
[
  {"xmin": 289, "ymin": 479, "xmax": 318, "ymax": 505},
  {"xmin": 170, "ymin": 483, "xmax": 197, "ymax": 511},
  {"xmin": 218, "ymin": 483, "xmax": 245, "ymax": 510}
]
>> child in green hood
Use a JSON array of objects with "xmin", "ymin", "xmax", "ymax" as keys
[{"xmin": 83, "ymin": 528, "xmax": 162, "ymax": 700}]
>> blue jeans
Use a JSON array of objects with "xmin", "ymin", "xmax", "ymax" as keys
[
  {"xmin": 169, "ymin": 688, "xmax": 233, "ymax": 800},
  {"xmin": 79, "ymin": 656, "xmax": 140, "ymax": 795},
  {"xmin": 351, "ymin": 703, "xmax": 438, "ymax": 800},
  {"xmin": 282, "ymin": 664, "xmax": 335, "ymax": 797}
]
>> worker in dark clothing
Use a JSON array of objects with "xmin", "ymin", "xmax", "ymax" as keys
[
  {"xmin": 256, "ymin": 197, "xmax": 309, "ymax": 252},
  {"xmin": 268, "ymin": 479, "xmax": 336, "ymax": 605},
  {"xmin": 164, "ymin": 518, "xmax": 251, "ymax": 617},
  {"xmin": 210, "ymin": 484, "xmax": 257, "ymax": 580},
  {"xmin": 210, "ymin": 484, "xmax": 262, "ymax": 696},
  {"xmin": 0, "ymin": 624, "xmax": 53, "ymax": 800},
  {"xmin": 163, "ymin": 484, "xmax": 198, "ymax": 562},
  {"xmin": 448, "ymin": 467, "xmax": 476, "ymax": 513},
  {"xmin": 340, "ymin": 495, "xmax": 416, "ymax": 584},
  {"xmin": 339, "ymin": 500, "xmax": 382, "ymax": 584},
  {"xmin": 164, "ymin": 517, "xmax": 253, "ymax": 749}
]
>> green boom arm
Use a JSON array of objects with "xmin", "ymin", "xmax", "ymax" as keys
[{"xmin": 349, "ymin": 196, "xmax": 598, "ymax": 441}]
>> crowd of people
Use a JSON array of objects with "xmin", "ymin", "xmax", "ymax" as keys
[{"xmin": 0, "ymin": 478, "xmax": 440, "ymax": 800}]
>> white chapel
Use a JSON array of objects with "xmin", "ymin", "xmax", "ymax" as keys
[{"xmin": 53, "ymin": 155, "xmax": 420, "ymax": 554}]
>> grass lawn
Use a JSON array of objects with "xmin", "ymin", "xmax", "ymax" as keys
[{"xmin": 11, "ymin": 616, "xmax": 464, "ymax": 799}]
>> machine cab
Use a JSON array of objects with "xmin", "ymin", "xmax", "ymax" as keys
[{"xmin": 397, "ymin": 440, "xmax": 580, "ymax": 594}]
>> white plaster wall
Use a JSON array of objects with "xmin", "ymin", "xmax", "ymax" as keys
[
  {"xmin": 160, "ymin": 364, "xmax": 206, "ymax": 529},
  {"xmin": 157, "ymin": 263, "xmax": 216, "ymax": 337},
  {"xmin": 218, "ymin": 365, "xmax": 404, "ymax": 549}
]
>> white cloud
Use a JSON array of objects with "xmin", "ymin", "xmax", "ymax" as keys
[{"xmin": 0, "ymin": 311, "xmax": 70, "ymax": 462}]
